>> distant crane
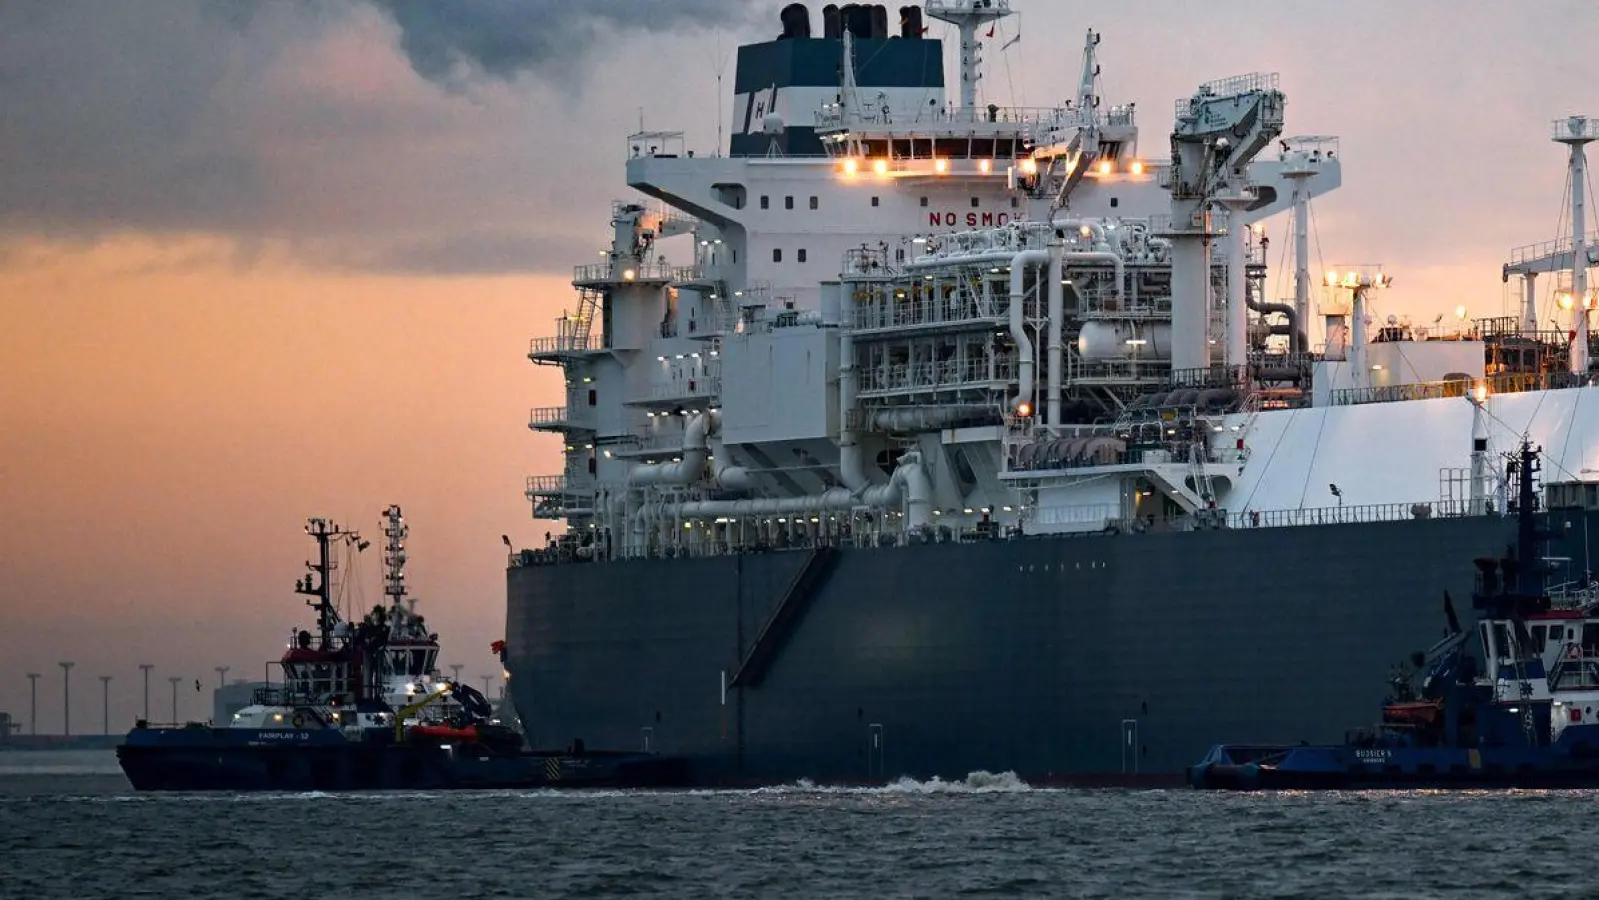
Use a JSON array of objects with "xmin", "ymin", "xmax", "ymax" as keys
[{"xmin": 1165, "ymin": 72, "xmax": 1285, "ymax": 372}]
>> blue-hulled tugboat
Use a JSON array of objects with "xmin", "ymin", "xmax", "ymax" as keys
[
  {"xmin": 1189, "ymin": 440, "xmax": 1599, "ymax": 790},
  {"xmin": 117, "ymin": 507, "xmax": 687, "ymax": 791}
]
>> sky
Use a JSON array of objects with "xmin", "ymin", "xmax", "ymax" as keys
[{"xmin": 2, "ymin": 0, "xmax": 1597, "ymax": 733}]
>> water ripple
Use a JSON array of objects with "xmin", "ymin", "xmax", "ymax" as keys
[{"xmin": 1, "ymin": 755, "xmax": 1595, "ymax": 899}]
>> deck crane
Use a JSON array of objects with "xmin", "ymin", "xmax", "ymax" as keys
[{"xmin": 1165, "ymin": 73, "xmax": 1286, "ymax": 373}]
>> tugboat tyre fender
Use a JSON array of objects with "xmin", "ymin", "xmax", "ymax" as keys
[{"xmin": 291, "ymin": 712, "xmax": 306, "ymax": 729}]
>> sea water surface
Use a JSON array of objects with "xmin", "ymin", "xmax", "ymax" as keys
[{"xmin": 0, "ymin": 750, "xmax": 1587, "ymax": 898}]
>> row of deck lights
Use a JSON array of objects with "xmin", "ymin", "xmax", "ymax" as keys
[{"xmin": 837, "ymin": 156, "xmax": 1145, "ymax": 178}]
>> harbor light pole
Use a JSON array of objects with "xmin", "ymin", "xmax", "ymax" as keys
[
  {"xmin": 168, "ymin": 676, "xmax": 182, "ymax": 723},
  {"xmin": 449, "ymin": 664, "xmax": 463, "ymax": 684},
  {"xmin": 59, "ymin": 662, "xmax": 74, "ymax": 736},
  {"xmin": 26, "ymin": 673, "xmax": 39, "ymax": 735},
  {"xmin": 138, "ymin": 664, "xmax": 153, "ymax": 721},
  {"xmin": 215, "ymin": 666, "xmax": 229, "ymax": 689},
  {"xmin": 99, "ymin": 676, "xmax": 112, "ymax": 734},
  {"xmin": 481, "ymin": 675, "xmax": 492, "ymax": 697}
]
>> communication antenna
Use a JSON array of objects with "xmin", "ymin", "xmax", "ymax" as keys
[{"xmin": 710, "ymin": 35, "xmax": 731, "ymax": 158}]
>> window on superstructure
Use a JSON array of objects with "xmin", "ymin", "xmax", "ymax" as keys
[
  {"xmin": 798, "ymin": 249, "xmax": 807, "ymax": 263},
  {"xmin": 1110, "ymin": 198, "xmax": 1119, "ymax": 209},
  {"xmin": 785, "ymin": 196, "xmax": 794, "ymax": 210},
  {"xmin": 920, "ymin": 197, "xmax": 928, "ymax": 207},
  {"xmin": 809, "ymin": 196, "xmax": 818, "ymax": 210},
  {"xmin": 1011, "ymin": 197, "xmax": 1019, "ymax": 208},
  {"xmin": 970, "ymin": 197, "xmax": 979, "ymax": 208},
  {"xmin": 760, "ymin": 195, "xmax": 770, "ymax": 210},
  {"xmin": 871, "ymin": 197, "xmax": 880, "ymax": 207},
  {"xmin": 588, "ymin": 389, "xmax": 597, "ymax": 406},
  {"xmin": 895, "ymin": 248, "xmax": 905, "ymax": 262},
  {"xmin": 773, "ymin": 248, "xmax": 783, "ymax": 262}
]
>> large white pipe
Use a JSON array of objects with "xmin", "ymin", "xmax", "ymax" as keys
[
  {"xmin": 1291, "ymin": 177, "xmax": 1311, "ymax": 339},
  {"xmin": 1468, "ymin": 391, "xmax": 1489, "ymax": 515},
  {"xmin": 1046, "ymin": 244, "xmax": 1064, "ymax": 427},
  {"xmin": 1169, "ymin": 230, "xmax": 1210, "ymax": 372},
  {"xmin": 709, "ymin": 434, "xmax": 753, "ymax": 492},
  {"xmin": 1010, "ymin": 249, "xmax": 1049, "ymax": 411},
  {"xmin": 1050, "ymin": 218, "xmax": 1109, "ymax": 249},
  {"xmin": 1063, "ymin": 250, "xmax": 1124, "ymax": 291},
  {"xmin": 1523, "ymin": 273, "xmax": 1539, "ymax": 335},
  {"xmin": 838, "ymin": 327, "xmax": 868, "ymax": 492},
  {"xmin": 669, "ymin": 450, "xmax": 933, "ymax": 527},
  {"xmin": 628, "ymin": 410, "xmax": 751, "ymax": 489},
  {"xmin": 1226, "ymin": 218, "xmax": 1249, "ymax": 369},
  {"xmin": 904, "ymin": 250, "xmax": 1020, "ymax": 271},
  {"xmin": 628, "ymin": 413, "xmax": 710, "ymax": 486},
  {"xmin": 870, "ymin": 405, "xmax": 985, "ymax": 432},
  {"xmin": 1350, "ymin": 286, "xmax": 1370, "ymax": 389}
]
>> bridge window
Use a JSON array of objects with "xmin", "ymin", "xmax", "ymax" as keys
[
  {"xmin": 798, "ymin": 249, "xmax": 807, "ymax": 263},
  {"xmin": 809, "ymin": 196, "xmax": 818, "ymax": 210},
  {"xmin": 773, "ymin": 248, "xmax": 783, "ymax": 263},
  {"xmin": 785, "ymin": 196, "xmax": 794, "ymax": 210},
  {"xmin": 871, "ymin": 197, "xmax": 880, "ymax": 207},
  {"xmin": 760, "ymin": 195, "xmax": 770, "ymax": 210}
]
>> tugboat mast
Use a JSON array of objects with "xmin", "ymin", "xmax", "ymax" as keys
[
  {"xmin": 294, "ymin": 518, "xmax": 362, "ymax": 650},
  {"xmin": 382, "ymin": 505, "xmax": 409, "ymax": 624}
]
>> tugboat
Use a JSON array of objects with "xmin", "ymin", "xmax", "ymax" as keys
[
  {"xmin": 117, "ymin": 507, "xmax": 687, "ymax": 791},
  {"xmin": 1188, "ymin": 441, "xmax": 1599, "ymax": 790}
]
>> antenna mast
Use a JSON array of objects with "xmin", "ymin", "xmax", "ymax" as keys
[
  {"xmin": 925, "ymin": 0, "xmax": 1014, "ymax": 115},
  {"xmin": 294, "ymin": 518, "xmax": 360, "ymax": 650},
  {"xmin": 382, "ymin": 505, "xmax": 411, "ymax": 628}
]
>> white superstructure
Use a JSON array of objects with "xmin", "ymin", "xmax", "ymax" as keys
[{"xmin": 525, "ymin": 3, "xmax": 1599, "ymax": 561}]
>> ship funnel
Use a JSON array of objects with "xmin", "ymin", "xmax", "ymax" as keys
[
  {"xmin": 840, "ymin": 4, "xmax": 871, "ymax": 39},
  {"xmin": 780, "ymin": 3, "xmax": 812, "ymax": 39},
  {"xmin": 822, "ymin": 4, "xmax": 841, "ymax": 38},
  {"xmin": 899, "ymin": 5, "xmax": 924, "ymax": 38},
  {"xmin": 870, "ymin": 4, "xmax": 888, "ymax": 39}
]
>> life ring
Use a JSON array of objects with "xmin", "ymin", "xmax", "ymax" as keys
[{"xmin": 291, "ymin": 712, "xmax": 307, "ymax": 729}]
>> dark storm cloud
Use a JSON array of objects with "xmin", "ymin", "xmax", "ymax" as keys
[
  {"xmin": 0, "ymin": 0, "xmax": 766, "ymax": 275},
  {"xmin": 363, "ymin": 0, "xmax": 771, "ymax": 85},
  {"xmin": 0, "ymin": 2, "xmax": 333, "ymax": 238}
]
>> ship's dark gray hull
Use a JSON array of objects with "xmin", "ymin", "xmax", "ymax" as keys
[{"xmin": 506, "ymin": 511, "xmax": 1599, "ymax": 785}]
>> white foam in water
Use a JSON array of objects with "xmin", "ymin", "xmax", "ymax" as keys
[
  {"xmin": 867, "ymin": 770, "xmax": 1034, "ymax": 794},
  {"xmin": 690, "ymin": 770, "xmax": 1037, "ymax": 796}
]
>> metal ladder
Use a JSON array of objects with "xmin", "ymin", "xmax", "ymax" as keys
[
  {"xmin": 1189, "ymin": 436, "xmax": 1215, "ymax": 507},
  {"xmin": 1234, "ymin": 391, "xmax": 1263, "ymax": 466}
]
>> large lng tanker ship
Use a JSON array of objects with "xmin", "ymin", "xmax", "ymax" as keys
[{"xmin": 506, "ymin": 1, "xmax": 1599, "ymax": 784}]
